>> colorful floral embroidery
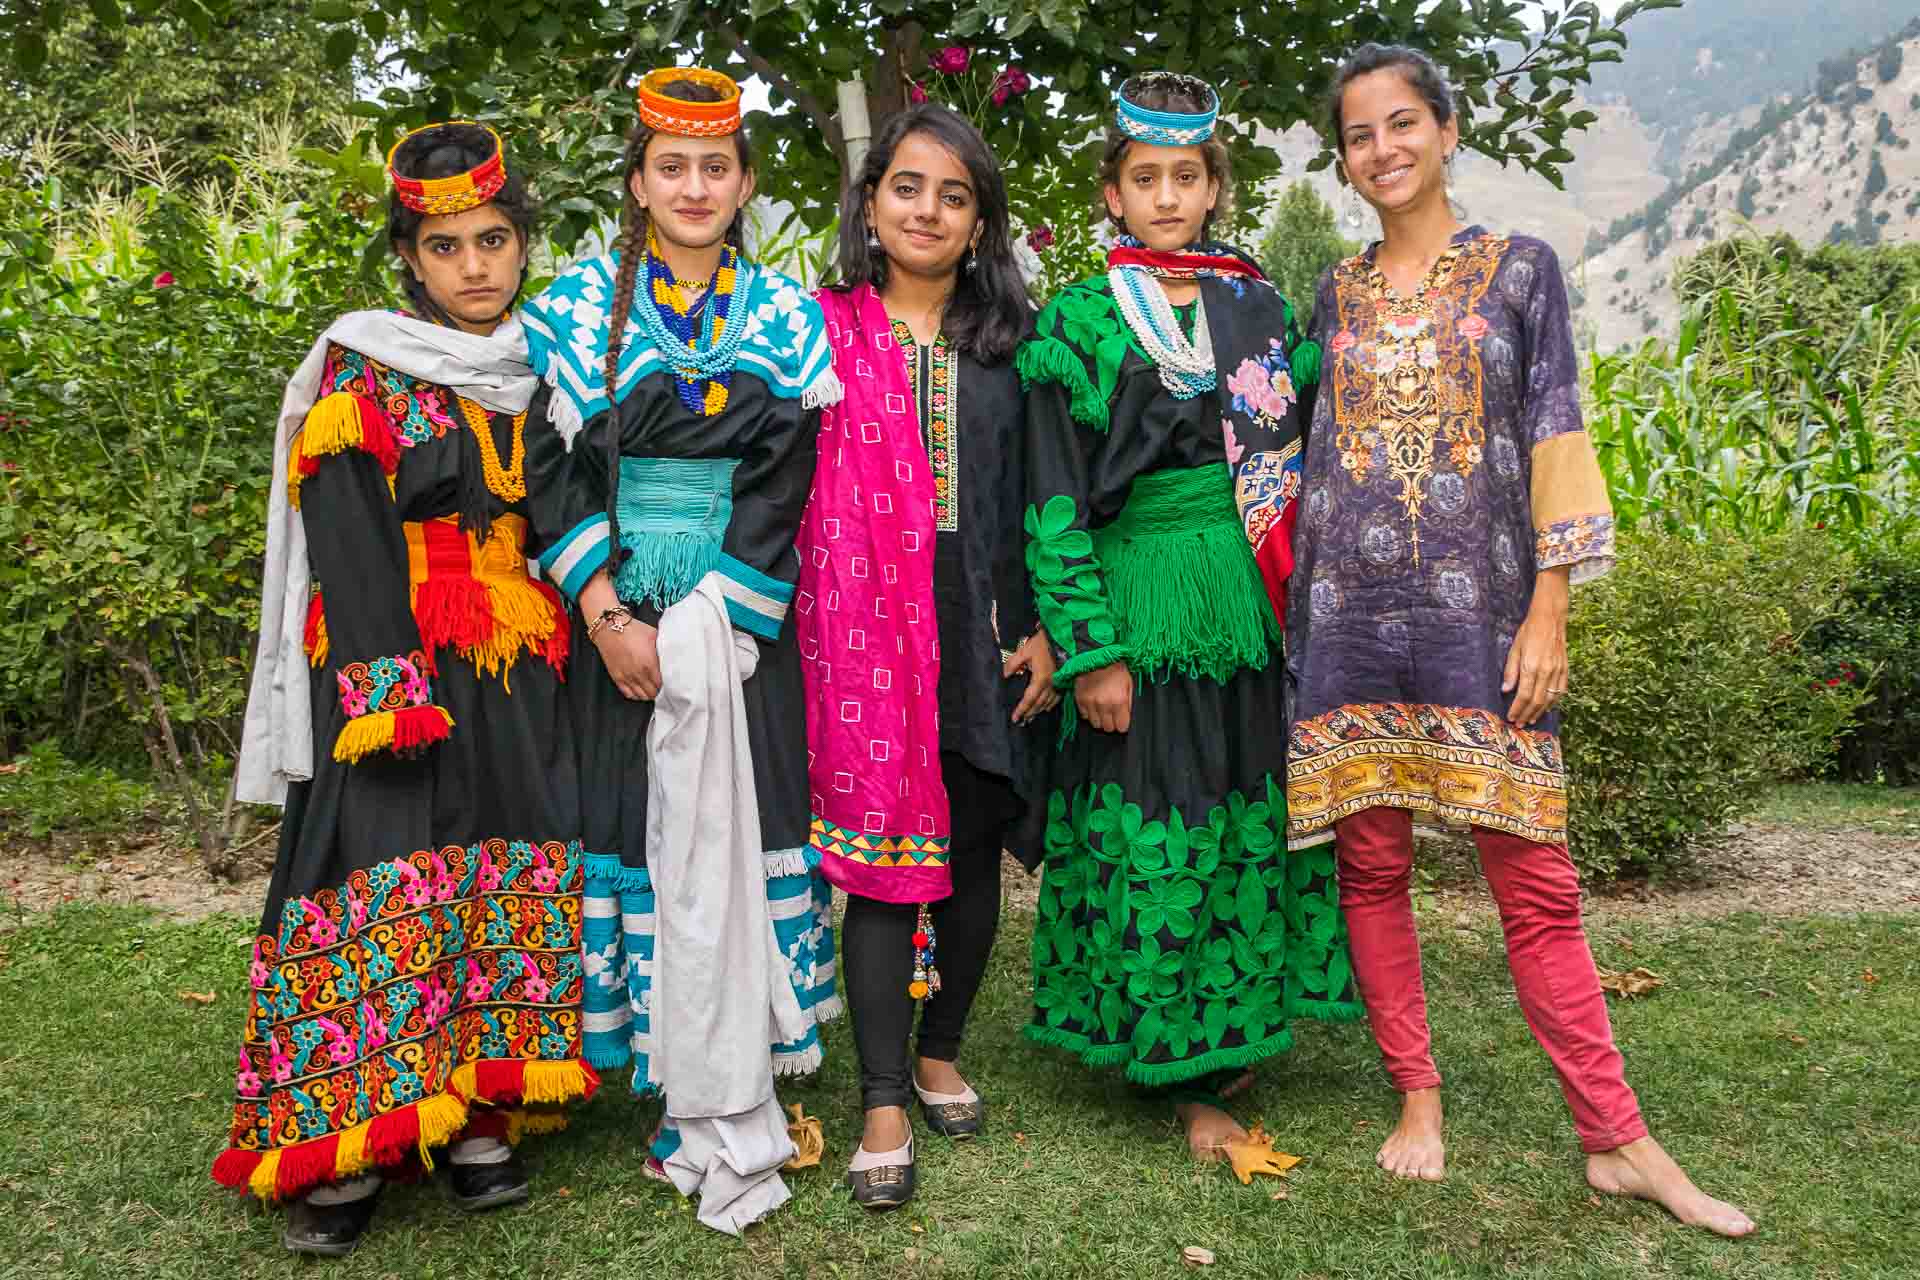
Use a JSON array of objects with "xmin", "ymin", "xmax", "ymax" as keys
[
  {"xmin": 1224, "ymin": 338, "xmax": 1299, "ymax": 428},
  {"xmin": 1329, "ymin": 236, "xmax": 1505, "ymax": 567},
  {"xmin": 1287, "ymin": 700, "xmax": 1567, "ymax": 843},
  {"xmin": 890, "ymin": 318, "xmax": 960, "ymax": 533},
  {"xmin": 337, "ymin": 650, "xmax": 433, "ymax": 719},
  {"xmin": 1537, "ymin": 513, "xmax": 1617, "ymax": 572},
  {"xmin": 327, "ymin": 344, "xmax": 456, "ymax": 446}
]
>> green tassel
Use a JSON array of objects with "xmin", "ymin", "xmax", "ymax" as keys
[
  {"xmin": 1091, "ymin": 467, "xmax": 1280, "ymax": 684},
  {"xmin": 1291, "ymin": 338, "xmax": 1322, "ymax": 390},
  {"xmin": 612, "ymin": 530, "xmax": 721, "ymax": 610},
  {"xmin": 1015, "ymin": 334, "xmax": 1110, "ymax": 433}
]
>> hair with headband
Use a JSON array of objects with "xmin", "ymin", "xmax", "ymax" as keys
[
  {"xmin": 1098, "ymin": 72, "xmax": 1234, "ymax": 236},
  {"xmin": 384, "ymin": 121, "xmax": 540, "ymax": 328}
]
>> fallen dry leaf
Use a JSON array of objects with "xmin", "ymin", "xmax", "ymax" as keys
[
  {"xmin": 1224, "ymin": 1124, "xmax": 1302, "ymax": 1185},
  {"xmin": 555, "ymin": 1186, "xmax": 572, "ymax": 1197},
  {"xmin": 1863, "ymin": 968, "xmax": 1879, "ymax": 984},
  {"xmin": 1269, "ymin": 1188, "xmax": 1289, "ymax": 1201},
  {"xmin": 1596, "ymin": 966, "xmax": 1665, "ymax": 999},
  {"xmin": 909, "ymin": 1224, "xmax": 925, "ymax": 1235},
  {"xmin": 1181, "ymin": 1246, "xmax": 1216, "ymax": 1267},
  {"xmin": 178, "ymin": 990, "xmax": 216, "ymax": 1006},
  {"xmin": 783, "ymin": 1102, "xmax": 824, "ymax": 1170},
  {"xmin": 0, "ymin": 763, "xmax": 19, "ymax": 775}
]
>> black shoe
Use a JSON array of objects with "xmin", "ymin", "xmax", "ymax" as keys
[
  {"xmin": 282, "ymin": 1188, "xmax": 381, "ymax": 1257},
  {"xmin": 448, "ymin": 1152, "xmax": 531, "ymax": 1212},
  {"xmin": 846, "ymin": 1143, "xmax": 916, "ymax": 1211},
  {"xmin": 919, "ymin": 1093, "xmax": 985, "ymax": 1140}
]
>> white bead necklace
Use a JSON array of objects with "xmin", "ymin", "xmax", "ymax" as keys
[{"xmin": 1108, "ymin": 265, "xmax": 1216, "ymax": 400}]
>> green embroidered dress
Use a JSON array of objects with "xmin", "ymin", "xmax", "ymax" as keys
[{"xmin": 1017, "ymin": 268, "xmax": 1361, "ymax": 1085}]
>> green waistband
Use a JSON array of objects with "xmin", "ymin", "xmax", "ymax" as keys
[{"xmin": 1092, "ymin": 466, "xmax": 1278, "ymax": 683}]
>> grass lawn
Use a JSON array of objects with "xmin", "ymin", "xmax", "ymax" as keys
[
  {"xmin": 1752, "ymin": 784, "xmax": 1920, "ymax": 837},
  {"xmin": 0, "ymin": 903, "xmax": 1913, "ymax": 1280}
]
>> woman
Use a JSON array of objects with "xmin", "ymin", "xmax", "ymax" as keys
[
  {"xmin": 800, "ymin": 103, "xmax": 1057, "ymax": 1210},
  {"xmin": 1289, "ymin": 43, "xmax": 1753, "ymax": 1236},
  {"xmin": 1017, "ymin": 72, "xmax": 1361, "ymax": 1160},
  {"xmin": 222, "ymin": 122, "xmax": 593, "ymax": 1255},
  {"xmin": 518, "ymin": 67, "xmax": 842, "ymax": 1236}
]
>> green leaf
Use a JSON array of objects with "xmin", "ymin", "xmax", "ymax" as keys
[{"xmin": 324, "ymin": 28, "xmax": 358, "ymax": 68}]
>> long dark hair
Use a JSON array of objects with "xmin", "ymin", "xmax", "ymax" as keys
[
  {"xmin": 384, "ymin": 122, "xmax": 540, "ymax": 327},
  {"xmin": 384, "ymin": 122, "xmax": 539, "ymax": 541},
  {"xmin": 1098, "ymin": 72, "xmax": 1233, "ymax": 241},
  {"xmin": 601, "ymin": 79, "xmax": 757, "ymax": 585},
  {"xmin": 830, "ymin": 104, "xmax": 1028, "ymax": 366}
]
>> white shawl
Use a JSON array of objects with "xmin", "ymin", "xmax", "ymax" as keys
[
  {"xmin": 647, "ymin": 573, "xmax": 809, "ymax": 1234},
  {"xmin": 233, "ymin": 310, "xmax": 537, "ymax": 805}
]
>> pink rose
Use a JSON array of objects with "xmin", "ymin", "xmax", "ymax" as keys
[
  {"xmin": 1330, "ymin": 330, "xmax": 1357, "ymax": 353},
  {"xmin": 929, "ymin": 46, "xmax": 970, "ymax": 75},
  {"xmin": 990, "ymin": 65, "xmax": 1030, "ymax": 107},
  {"xmin": 152, "ymin": 271, "xmax": 174, "ymax": 288},
  {"xmin": 1459, "ymin": 313, "xmax": 1490, "ymax": 340},
  {"xmin": 1225, "ymin": 358, "xmax": 1270, "ymax": 405},
  {"xmin": 1025, "ymin": 225, "xmax": 1055, "ymax": 252},
  {"xmin": 909, "ymin": 80, "xmax": 929, "ymax": 105}
]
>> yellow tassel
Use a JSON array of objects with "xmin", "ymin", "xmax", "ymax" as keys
[
  {"xmin": 446, "ymin": 1063, "xmax": 478, "ymax": 1099},
  {"xmin": 517, "ymin": 1109, "xmax": 570, "ymax": 1139},
  {"xmin": 412, "ymin": 1092, "xmax": 471, "ymax": 1173},
  {"xmin": 334, "ymin": 1124, "xmax": 369, "ymax": 1178},
  {"xmin": 248, "ymin": 1149, "xmax": 282, "ymax": 1201},
  {"xmin": 332, "ymin": 710, "xmax": 396, "ymax": 764},
  {"xmin": 521, "ymin": 1060, "xmax": 593, "ymax": 1105},
  {"xmin": 287, "ymin": 393, "xmax": 372, "ymax": 509},
  {"xmin": 308, "ymin": 617, "xmax": 329, "ymax": 668}
]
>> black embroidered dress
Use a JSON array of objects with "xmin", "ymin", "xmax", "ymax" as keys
[{"xmin": 216, "ymin": 337, "xmax": 591, "ymax": 1203}]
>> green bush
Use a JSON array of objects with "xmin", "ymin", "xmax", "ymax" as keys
[
  {"xmin": 1806, "ymin": 527, "xmax": 1920, "ymax": 784},
  {"xmin": 1562, "ymin": 529, "xmax": 1866, "ymax": 880},
  {"xmin": 0, "ymin": 743, "xmax": 153, "ymax": 839}
]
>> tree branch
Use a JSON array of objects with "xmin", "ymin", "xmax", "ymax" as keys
[{"xmin": 713, "ymin": 22, "xmax": 844, "ymax": 160}]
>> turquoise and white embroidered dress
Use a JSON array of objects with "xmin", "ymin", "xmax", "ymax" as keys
[{"xmin": 521, "ymin": 251, "xmax": 843, "ymax": 1100}]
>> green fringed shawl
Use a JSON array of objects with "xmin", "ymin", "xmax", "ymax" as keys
[
  {"xmin": 1015, "ymin": 277, "xmax": 1141, "ymax": 434},
  {"xmin": 1092, "ymin": 465, "xmax": 1280, "ymax": 684}
]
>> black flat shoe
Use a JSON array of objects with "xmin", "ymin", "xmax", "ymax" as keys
[
  {"xmin": 448, "ymin": 1152, "xmax": 531, "ymax": 1212},
  {"xmin": 919, "ymin": 1093, "xmax": 984, "ymax": 1140},
  {"xmin": 847, "ymin": 1148, "xmax": 916, "ymax": 1211},
  {"xmin": 282, "ymin": 1188, "xmax": 381, "ymax": 1257}
]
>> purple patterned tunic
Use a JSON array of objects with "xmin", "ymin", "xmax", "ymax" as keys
[{"xmin": 1286, "ymin": 227, "xmax": 1614, "ymax": 846}]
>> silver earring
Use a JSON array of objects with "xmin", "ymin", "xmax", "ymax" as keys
[
  {"xmin": 1342, "ymin": 181, "xmax": 1366, "ymax": 231},
  {"xmin": 867, "ymin": 228, "xmax": 882, "ymax": 252},
  {"xmin": 963, "ymin": 248, "xmax": 978, "ymax": 275}
]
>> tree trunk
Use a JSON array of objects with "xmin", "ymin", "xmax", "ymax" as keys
[{"xmin": 104, "ymin": 634, "xmax": 234, "ymax": 881}]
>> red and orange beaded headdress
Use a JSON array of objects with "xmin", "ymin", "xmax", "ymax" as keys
[
  {"xmin": 386, "ymin": 121, "xmax": 507, "ymax": 215},
  {"xmin": 636, "ymin": 67, "xmax": 743, "ymax": 137}
]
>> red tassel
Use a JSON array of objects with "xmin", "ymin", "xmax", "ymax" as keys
[
  {"xmin": 413, "ymin": 573, "xmax": 495, "ymax": 659},
  {"xmin": 210, "ymin": 1148, "xmax": 261, "ymax": 1189},
  {"xmin": 472, "ymin": 1058, "xmax": 525, "ymax": 1102},
  {"xmin": 362, "ymin": 1107, "xmax": 421, "ymax": 1168},
  {"xmin": 533, "ymin": 580, "xmax": 571, "ymax": 675},
  {"xmin": 303, "ymin": 592, "xmax": 326, "ymax": 655},
  {"xmin": 1255, "ymin": 505, "xmax": 1297, "ymax": 625},
  {"xmin": 352, "ymin": 395, "xmax": 402, "ymax": 475},
  {"xmin": 458, "ymin": 1109, "xmax": 514, "ymax": 1143},
  {"xmin": 272, "ymin": 1134, "xmax": 341, "ymax": 1198},
  {"xmin": 391, "ymin": 705, "xmax": 453, "ymax": 751}
]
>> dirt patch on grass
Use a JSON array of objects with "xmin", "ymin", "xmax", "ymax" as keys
[
  {"xmin": 7, "ymin": 814, "xmax": 1917, "ymax": 927},
  {"xmin": 999, "ymin": 821, "xmax": 1920, "ymax": 923}
]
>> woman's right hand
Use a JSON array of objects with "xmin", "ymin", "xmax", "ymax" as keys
[
  {"xmin": 596, "ymin": 620, "xmax": 661, "ymax": 701},
  {"xmin": 579, "ymin": 568, "xmax": 660, "ymax": 700},
  {"xmin": 1074, "ymin": 661, "xmax": 1133, "ymax": 734}
]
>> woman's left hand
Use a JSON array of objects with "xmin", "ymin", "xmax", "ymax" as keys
[
  {"xmin": 1503, "ymin": 567, "xmax": 1571, "ymax": 727},
  {"xmin": 1005, "ymin": 631, "xmax": 1062, "ymax": 724}
]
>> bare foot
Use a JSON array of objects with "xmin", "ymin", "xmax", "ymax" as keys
[
  {"xmin": 1377, "ymin": 1086, "xmax": 1446, "ymax": 1182},
  {"xmin": 1175, "ymin": 1101, "xmax": 1248, "ymax": 1162},
  {"xmin": 914, "ymin": 1056, "xmax": 969, "ymax": 1096},
  {"xmin": 1217, "ymin": 1070, "xmax": 1256, "ymax": 1101},
  {"xmin": 861, "ymin": 1105, "xmax": 912, "ymax": 1153},
  {"xmin": 1586, "ymin": 1137, "xmax": 1755, "ymax": 1238}
]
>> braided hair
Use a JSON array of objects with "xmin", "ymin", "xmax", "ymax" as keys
[{"xmin": 600, "ymin": 80, "xmax": 756, "ymax": 581}]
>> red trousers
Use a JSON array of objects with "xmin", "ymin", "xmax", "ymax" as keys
[{"xmin": 1335, "ymin": 806, "xmax": 1648, "ymax": 1153}]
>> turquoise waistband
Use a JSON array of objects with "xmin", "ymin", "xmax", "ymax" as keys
[{"xmin": 613, "ymin": 456, "xmax": 739, "ymax": 609}]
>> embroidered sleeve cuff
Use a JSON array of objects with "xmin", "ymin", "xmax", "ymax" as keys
[
  {"xmin": 332, "ymin": 651, "xmax": 453, "ymax": 763},
  {"xmin": 1536, "ymin": 514, "xmax": 1617, "ymax": 585},
  {"xmin": 1053, "ymin": 644, "xmax": 1130, "ymax": 688},
  {"xmin": 716, "ymin": 551, "xmax": 795, "ymax": 641},
  {"xmin": 539, "ymin": 514, "xmax": 611, "ymax": 601}
]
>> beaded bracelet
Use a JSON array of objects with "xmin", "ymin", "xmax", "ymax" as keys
[{"xmin": 587, "ymin": 605, "xmax": 634, "ymax": 643}]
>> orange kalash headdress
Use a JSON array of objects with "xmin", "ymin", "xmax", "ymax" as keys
[
  {"xmin": 636, "ymin": 67, "xmax": 742, "ymax": 137},
  {"xmin": 386, "ymin": 121, "xmax": 507, "ymax": 215}
]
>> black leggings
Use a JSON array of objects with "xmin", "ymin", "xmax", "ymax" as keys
[{"xmin": 842, "ymin": 754, "xmax": 1012, "ymax": 1111}]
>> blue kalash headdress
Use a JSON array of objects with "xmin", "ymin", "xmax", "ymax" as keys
[{"xmin": 1113, "ymin": 72, "xmax": 1220, "ymax": 146}]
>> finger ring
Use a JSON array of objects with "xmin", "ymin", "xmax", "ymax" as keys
[{"xmin": 1547, "ymin": 687, "xmax": 1567, "ymax": 696}]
